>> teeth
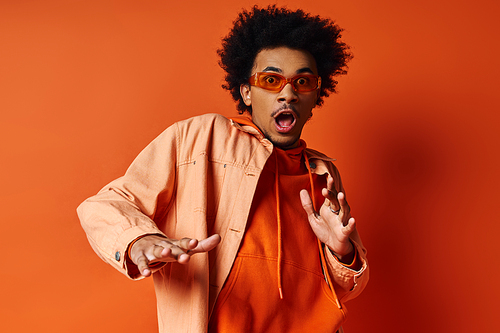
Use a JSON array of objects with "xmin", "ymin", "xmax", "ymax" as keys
[{"xmin": 273, "ymin": 111, "xmax": 296, "ymax": 122}]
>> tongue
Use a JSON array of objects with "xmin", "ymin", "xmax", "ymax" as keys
[{"xmin": 277, "ymin": 114, "xmax": 294, "ymax": 128}]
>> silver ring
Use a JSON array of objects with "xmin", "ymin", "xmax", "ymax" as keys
[{"xmin": 329, "ymin": 206, "xmax": 339, "ymax": 214}]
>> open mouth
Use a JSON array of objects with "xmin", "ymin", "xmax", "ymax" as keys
[{"xmin": 274, "ymin": 110, "xmax": 297, "ymax": 133}]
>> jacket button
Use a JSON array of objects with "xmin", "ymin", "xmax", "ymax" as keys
[
  {"xmin": 115, "ymin": 251, "xmax": 121, "ymax": 261},
  {"xmin": 309, "ymin": 162, "xmax": 316, "ymax": 169}
]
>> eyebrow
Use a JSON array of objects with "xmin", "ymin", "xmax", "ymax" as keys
[
  {"xmin": 262, "ymin": 66, "xmax": 282, "ymax": 73},
  {"xmin": 296, "ymin": 67, "xmax": 315, "ymax": 74},
  {"xmin": 262, "ymin": 66, "xmax": 315, "ymax": 74}
]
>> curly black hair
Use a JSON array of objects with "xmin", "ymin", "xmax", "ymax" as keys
[{"xmin": 218, "ymin": 5, "xmax": 352, "ymax": 114}]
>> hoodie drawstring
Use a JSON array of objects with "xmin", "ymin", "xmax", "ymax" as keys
[{"xmin": 275, "ymin": 152, "xmax": 284, "ymax": 299}]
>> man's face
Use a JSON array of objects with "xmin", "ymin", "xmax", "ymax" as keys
[{"xmin": 240, "ymin": 46, "xmax": 319, "ymax": 150}]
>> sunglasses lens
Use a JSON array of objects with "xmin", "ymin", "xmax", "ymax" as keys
[
  {"xmin": 293, "ymin": 76, "xmax": 317, "ymax": 91},
  {"xmin": 258, "ymin": 74, "xmax": 283, "ymax": 90}
]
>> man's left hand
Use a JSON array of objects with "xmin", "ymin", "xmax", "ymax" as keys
[{"xmin": 300, "ymin": 175, "xmax": 355, "ymax": 263}]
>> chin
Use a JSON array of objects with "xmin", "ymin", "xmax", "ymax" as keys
[{"xmin": 271, "ymin": 136, "xmax": 299, "ymax": 150}]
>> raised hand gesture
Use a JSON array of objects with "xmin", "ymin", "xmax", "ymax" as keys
[{"xmin": 300, "ymin": 175, "xmax": 356, "ymax": 263}]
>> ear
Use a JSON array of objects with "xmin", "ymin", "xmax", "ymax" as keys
[
  {"xmin": 315, "ymin": 78, "xmax": 322, "ymax": 104},
  {"xmin": 314, "ymin": 89, "xmax": 320, "ymax": 106},
  {"xmin": 240, "ymin": 84, "xmax": 252, "ymax": 106}
]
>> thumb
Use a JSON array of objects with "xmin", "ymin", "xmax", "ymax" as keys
[
  {"xmin": 189, "ymin": 234, "xmax": 221, "ymax": 254},
  {"xmin": 300, "ymin": 189, "xmax": 316, "ymax": 217}
]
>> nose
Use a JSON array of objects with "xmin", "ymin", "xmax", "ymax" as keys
[{"xmin": 277, "ymin": 83, "xmax": 298, "ymax": 104}]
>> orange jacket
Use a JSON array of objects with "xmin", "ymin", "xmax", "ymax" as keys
[{"xmin": 77, "ymin": 113, "xmax": 369, "ymax": 333}]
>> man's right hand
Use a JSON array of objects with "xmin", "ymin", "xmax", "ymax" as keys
[{"xmin": 129, "ymin": 234, "xmax": 221, "ymax": 277}]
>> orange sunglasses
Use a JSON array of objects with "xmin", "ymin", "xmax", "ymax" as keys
[{"xmin": 248, "ymin": 72, "xmax": 321, "ymax": 92}]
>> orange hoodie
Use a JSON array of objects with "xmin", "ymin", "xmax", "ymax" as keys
[{"xmin": 209, "ymin": 118, "xmax": 348, "ymax": 332}]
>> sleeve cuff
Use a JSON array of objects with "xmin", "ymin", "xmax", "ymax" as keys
[{"xmin": 329, "ymin": 243, "xmax": 361, "ymax": 270}]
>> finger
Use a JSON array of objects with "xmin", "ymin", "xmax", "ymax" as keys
[
  {"xmin": 136, "ymin": 255, "xmax": 152, "ymax": 277},
  {"xmin": 342, "ymin": 217, "xmax": 356, "ymax": 235},
  {"xmin": 321, "ymin": 188, "xmax": 333, "ymax": 205},
  {"xmin": 189, "ymin": 234, "xmax": 221, "ymax": 254},
  {"xmin": 167, "ymin": 246, "xmax": 192, "ymax": 263},
  {"xmin": 300, "ymin": 189, "xmax": 317, "ymax": 218},
  {"xmin": 152, "ymin": 244, "xmax": 163, "ymax": 258},
  {"xmin": 321, "ymin": 188, "xmax": 339, "ymax": 212},
  {"xmin": 337, "ymin": 192, "xmax": 350, "ymax": 224},
  {"xmin": 323, "ymin": 177, "xmax": 336, "ymax": 200},
  {"xmin": 175, "ymin": 238, "xmax": 199, "ymax": 251},
  {"xmin": 175, "ymin": 253, "xmax": 191, "ymax": 264},
  {"xmin": 152, "ymin": 244, "xmax": 174, "ymax": 259},
  {"xmin": 326, "ymin": 175, "xmax": 336, "ymax": 194},
  {"xmin": 323, "ymin": 176, "xmax": 339, "ymax": 211}
]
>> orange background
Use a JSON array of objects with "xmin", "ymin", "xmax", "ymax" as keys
[{"xmin": 1, "ymin": 0, "xmax": 498, "ymax": 332}]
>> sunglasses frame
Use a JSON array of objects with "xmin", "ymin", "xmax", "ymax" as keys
[{"xmin": 248, "ymin": 72, "xmax": 321, "ymax": 92}]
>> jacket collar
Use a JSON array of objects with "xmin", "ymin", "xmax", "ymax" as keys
[{"xmin": 229, "ymin": 117, "xmax": 265, "ymax": 140}]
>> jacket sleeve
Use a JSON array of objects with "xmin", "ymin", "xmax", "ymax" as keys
[
  {"xmin": 77, "ymin": 123, "xmax": 179, "ymax": 280},
  {"xmin": 324, "ymin": 230, "xmax": 369, "ymax": 303}
]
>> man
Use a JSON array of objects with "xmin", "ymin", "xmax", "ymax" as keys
[{"xmin": 78, "ymin": 5, "xmax": 368, "ymax": 333}]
